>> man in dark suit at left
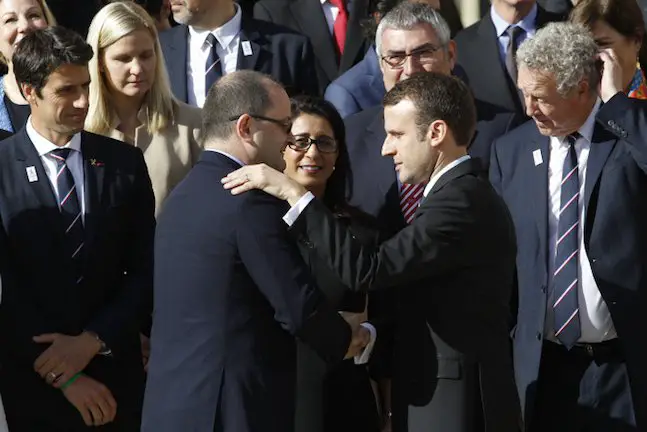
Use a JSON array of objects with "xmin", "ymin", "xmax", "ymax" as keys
[
  {"xmin": 161, "ymin": 0, "xmax": 319, "ymax": 107},
  {"xmin": 0, "ymin": 26, "xmax": 155, "ymax": 432}
]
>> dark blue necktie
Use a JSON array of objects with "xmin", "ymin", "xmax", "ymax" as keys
[
  {"xmin": 205, "ymin": 33, "xmax": 223, "ymax": 97},
  {"xmin": 552, "ymin": 133, "xmax": 581, "ymax": 348},
  {"xmin": 50, "ymin": 148, "xmax": 84, "ymax": 283}
]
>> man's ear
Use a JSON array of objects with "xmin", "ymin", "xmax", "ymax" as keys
[
  {"xmin": 20, "ymin": 83, "xmax": 37, "ymax": 104},
  {"xmin": 234, "ymin": 114, "xmax": 253, "ymax": 141},
  {"xmin": 427, "ymin": 119, "xmax": 447, "ymax": 148}
]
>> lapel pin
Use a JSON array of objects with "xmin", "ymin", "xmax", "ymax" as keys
[
  {"xmin": 90, "ymin": 158, "xmax": 104, "ymax": 167},
  {"xmin": 532, "ymin": 149, "xmax": 543, "ymax": 166},
  {"xmin": 242, "ymin": 41, "xmax": 252, "ymax": 56},
  {"xmin": 26, "ymin": 166, "xmax": 38, "ymax": 183}
]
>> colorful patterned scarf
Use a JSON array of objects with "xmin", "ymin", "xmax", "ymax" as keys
[{"xmin": 627, "ymin": 65, "xmax": 647, "ymax": 100}]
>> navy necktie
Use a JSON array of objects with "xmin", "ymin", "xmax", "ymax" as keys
[
  {"xmin": 552, "ymin": 133, "xmax": 581, "ymax": 348},
  {"xmin": 50, "ymin": 148, "xmax": 84, "ymax": 283},
  {"xmin": 205, "ymin": 33, "xmax": 223, "ymax": 97}
]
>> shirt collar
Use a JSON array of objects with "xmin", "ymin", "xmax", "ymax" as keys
[
  {"xmin": 559, "ymin": 98, "xmax": 601, "ymax": 145},
  {"xmin": 189, "ymin": 4, "xmax": 242, "ymax": 52},
  {"xmin": 26, "ymin": 116, "xmax": 82, "ymax": 157},
  {"xmin": 490, "ymin": 3, "xmax": 538, "ymax": 38},
  {"xmin": 423, "ymin": 154, "xmax": 471, "ymax": 198}
]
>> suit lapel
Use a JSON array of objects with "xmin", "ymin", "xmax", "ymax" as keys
[
  {"xmin": 476, "ymin": 16, "xmax": 519, "ymax": 113},
  {"xmin": 289, "ymin": 0, "xmax": 338, "ymax": 81},
  {"xmin": 166, "ymin": 27, "xmax": 189, "ymax": 103},
  {"xmin": 339, "ymin": 0, "xmax": 368, "ymax": 72},
  {"xmin": 237, "ymin": 18, "xmax": 262, "ymax": 73},
  {"xmin": 584, "ymin": 122, "xmax": 616, "ymax": 212},
  {"xmin": 80, "ymin": 132, "xmax": 106, "ymax": 251},
  {"xmin": 529, "ymin": 132, "xmax": 550, "ymax": 267},
  {"xmin": 14, "ymin": 129, "xmax": 63, "ymax": 239}
]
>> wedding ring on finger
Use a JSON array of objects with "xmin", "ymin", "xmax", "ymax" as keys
[{"xmin": 45, "ymin": 371, "xmax": 59, "ymax": 384}]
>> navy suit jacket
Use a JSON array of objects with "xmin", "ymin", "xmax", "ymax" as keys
[
  {"xmin": 489, "ymin": 93, "xmax": 647, "ymax": 429},
  {"xmin": 159, "ymin": 17, "xmax": 319, "ymax": 102},
  {"xmin": 142, "ymin": 151, "xmax": 351, "ymax": 432},
  {"xmin": 325, "ymin": 47, "xmax": 385, "ymax": 118},
  {"xmin": 0, "ymin": 129, "xmax": 155, "ymax": 429}
]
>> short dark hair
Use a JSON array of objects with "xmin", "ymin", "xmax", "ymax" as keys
[
  {"xmin": 383, "ymin": 72, "xmax": 476, "ymax": 146},
  {"xmin": 202, "ymin": 70, "xmax": 282, "ymax": 142},
  {"xmin": 290, "ymin": 95, "xmax": 350, "ymax": 210},
  {"xmin": 13, "ymin": 26, "xmax": 93, "ymax": 98}
]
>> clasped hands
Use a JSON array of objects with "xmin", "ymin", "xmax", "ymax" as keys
[{"xmin": 33, "ymin": 332, "xmax": 117, "ymax": 426}]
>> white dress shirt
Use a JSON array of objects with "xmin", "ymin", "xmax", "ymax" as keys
[
  {"xmin": 544, "ymin": 99, "xmax": 617, "ymax": 343},
  {"xmin": 187, "ymin": 4, "xmax": 242, "ymax": 108},
  {"xmin": 422, "ymin": 155, "xmax": 471, "ymax": 198},
  {"xmin": 490, "ymin": 3, "xmax": 537, "ymax": 66},
  {"xmin": 26, "ymin": 117, "xmax": 85, "ymax": 220},
  {"xmin": 320, "ymin": 0, "xmax": 340, "ymax": 35}
]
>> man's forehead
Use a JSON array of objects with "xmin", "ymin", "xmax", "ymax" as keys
[
  {"xmin": 381, "ymin": 24, "xmax": 440, "ymax": 50},
  {"xmin": 385, "ymin": 99, "xmax": 417, "ymax": 124}
]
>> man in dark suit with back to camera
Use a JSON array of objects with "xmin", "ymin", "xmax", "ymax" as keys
[
  {"xmin": 0, "ymin": 26, "xmax": 155, "ymax": 432},
  {"xmin": 490, "ymin": 22, "xmax": 647, "ymax": 431},
  {"xmin": 162, "ymin": 0, "xmax": 319, "ymax": 107},
  {"xmin": 142, "ymin": 70, "xmax": 370, "ymax": 432},
  {"xmin": 223, "ymin": 71, "xmax": 522, "ymax": 432}
]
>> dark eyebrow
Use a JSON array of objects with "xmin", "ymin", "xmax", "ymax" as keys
[{"xmin": 385, "ymin": 42, "xmax": 438, "ymax": 56}]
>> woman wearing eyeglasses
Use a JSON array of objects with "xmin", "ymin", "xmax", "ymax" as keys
[{"xmin": 286, "ymin": 96, "xmax": 389, "ymax": 432}]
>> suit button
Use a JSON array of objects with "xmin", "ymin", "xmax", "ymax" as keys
[
  {"xmin": 608, "ymin": 120, "xmax": 616, "ymax": 127},
  {"xmin": 621, "ymin": 131, "xmax": 628, "ymax": 138},
  {"xmin": 536, "ymin": 332, "xmax": 542, "ymax": 341}
]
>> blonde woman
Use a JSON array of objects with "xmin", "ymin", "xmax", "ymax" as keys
[
  {"xmin": 0, "ymin": 0, "xmax": 55, "ymax": 133},
  {"xmin": 86, "ymin": 1, "xmax": 202, "ymax": 214}
]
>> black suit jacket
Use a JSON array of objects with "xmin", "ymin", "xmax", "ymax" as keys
[
  {"xmin": 489, "ymin": 93, "xmax": 647, "ymax": 429},
  {"xmin": 345, "ymin": 102, "xmax": 522, "ymax": 232},
  {"xmin": 253, "ymin": 0, "xmax": 369, "ymax": 93},
  {"xmin": 46, "ymin": 0, "xmax": 102, "ymax": 38},
  {"xmin": 0, "ymin": 129, "xmax": 155, "ymax": 429},
  {"xmin": 141, "ymin": 151, "xmax": 351, "ymax": 432},
  {"xmin": 159, "ymin": 17, "xmax": 319, "ymax": 102},
  {"xmin": 454, "ymin": 6, "xmax": 566, "ymax": 115},
  {"xmin": 291, "ymin": 158, "xmax": 521, "ymax": 431}
]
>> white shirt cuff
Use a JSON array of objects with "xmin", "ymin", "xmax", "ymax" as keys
[
  {"xmin": 282, "ymin": 191, "xmax": 315, "ymax": 226},
  {"xmin": 354, "ymin": 322, "xmax": 377, "ymax": 365}
]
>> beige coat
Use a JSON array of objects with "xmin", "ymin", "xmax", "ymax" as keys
[{"xmin": 107, "ymin": 101, "xmax": 202, "ymax": 215}]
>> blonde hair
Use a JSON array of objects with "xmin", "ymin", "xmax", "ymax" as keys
[
  {"xmin": 85, "ymin": 1, "xmax": 175, "ymax": 136},
  {"xmin": 0, "ymin": 0, "xmax": 57, "ymax": 64}
]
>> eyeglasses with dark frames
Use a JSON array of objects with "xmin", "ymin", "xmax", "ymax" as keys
[
  {"xmin": 288, "ymin": 135, "xmax": 338, "ymax": 153},
  {"xmin": 228, "ymin": 114, "xmax": 293, "ymax": 133},
  {"xmin": 381, "ymin": 44, "xmax": 445, "ymax": 69}
]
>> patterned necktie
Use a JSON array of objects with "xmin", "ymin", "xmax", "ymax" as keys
[
  {"xmin": 552, "ymin": 133, "xmax": 581, "ymax": 348},
  {"xmin": 205, "ymin": 33, "xmax": 223, "ymax": 98},
  {"xmin": 329, "ymin": 0, "xmax": 348, "ymax": 56},
  {"xmin": 400, "ymin": 183, "xmax": 424, "ymax": 224},
  {"xmin": 50, "ymin": 148, "xmax": 84, "ymax": 283}
]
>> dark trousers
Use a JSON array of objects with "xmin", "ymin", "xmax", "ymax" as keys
[{"xmin": 530, "ymin": 340, "xmax": 636, "ymax": 432}]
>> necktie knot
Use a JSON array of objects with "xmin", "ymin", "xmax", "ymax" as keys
[
  {"xmin": 566, "ymin": 132, "xmax": 581, "ymax": 146},
  {"xmin": 506, "ymin": 25, "xmax": 524, "ymax": 41},
  {"xmin": 50, "ymin": 148, "xmax": 73, "ymax": 164},
  {"xmin": 329, "ymin": 0, "xmax": 346, "ymax": 11},
  {"xmin": 205, "ymin": 33, "xmax": 217, "ymax": 48}
]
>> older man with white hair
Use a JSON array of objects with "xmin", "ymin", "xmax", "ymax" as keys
[{"xmin": 490, "ymin": 21, "xmax": 647, "ymax": 432}]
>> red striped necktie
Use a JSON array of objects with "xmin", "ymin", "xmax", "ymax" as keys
[{"xmin": 400, "ymin": 183, "xmax": 425, "ymax": 224}]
